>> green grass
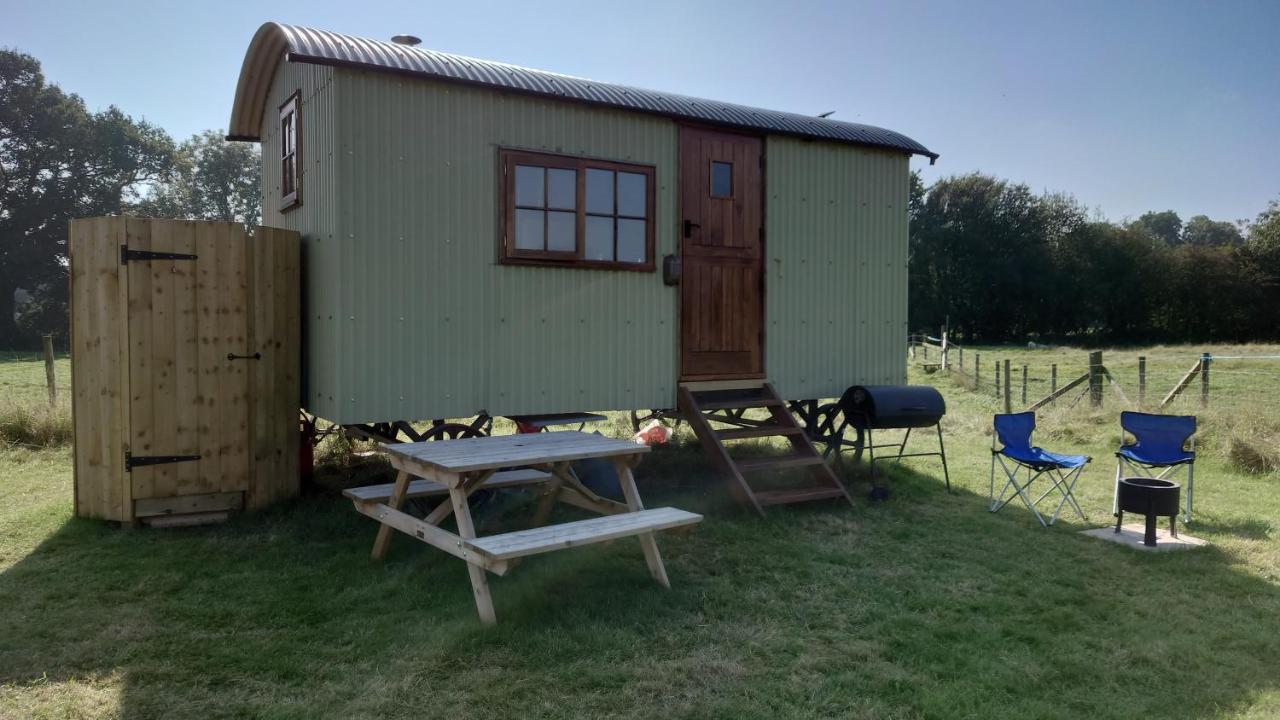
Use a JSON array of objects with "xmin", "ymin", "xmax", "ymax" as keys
[{"xmin": 2, "ymin": 348, "xmax": 1279, "ymax": 719}]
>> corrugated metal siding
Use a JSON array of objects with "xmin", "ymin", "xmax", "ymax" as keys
[
  {"xmin": 258, "ymin": 61, "xmax": 341, "ymax": 420},
  {"xmin": 330, "ymin": 69, "xmax": 678, "ymax": 423},
  {"xmin": 764, "ymin": 137, "xmax": 909, "ymax": 399}
]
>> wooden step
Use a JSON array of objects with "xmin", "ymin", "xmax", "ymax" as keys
[
  {"xmin": 343, "ymin": 468, "xmax": 552, "ymax": 504},
  {"xmin": 466, "ymin": 507, "xmax": 703, "ymax": 561},
  {"xmin": 754, "ymin": 486, "xmax": 849, "ymax": 507},
  {"xmin": 715, "ymin": 425, "xmax": 803, "ymax": 440},
  {"xmin": 735, "ymin": 454, "xmax": 827, "ymax": 473},
  {"xmin": 694, "ymin": 396, "xmax": 783, "ymax": 411}
]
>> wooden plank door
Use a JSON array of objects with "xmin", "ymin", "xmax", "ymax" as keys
[
  {"xmin": 678, "ymin": 126, "xmax": 765, "ymax": 379},
  {"xmin": 126, "ymin": 220, "xmax": 250, "ymax": 515}
]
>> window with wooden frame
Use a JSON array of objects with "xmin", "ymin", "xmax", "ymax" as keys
[
  {"xmin": 501, "ymin": 149, "xmax": 655, "ymax": 271},
  {"xmin": 279, "ymin": 92, "xmax": 301, "ymax": 211}
]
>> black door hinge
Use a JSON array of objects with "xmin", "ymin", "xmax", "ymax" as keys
[
  {"xmin": 227, "ymin": 352, "xmax": 262, "ymax": 361},
  {"xmin": 125, "ymin": 451, "xmax": 201, "ymax": 472},
  {"xmin": 121, "ymin": 245, "xmax": 198, "ymax": 264}
]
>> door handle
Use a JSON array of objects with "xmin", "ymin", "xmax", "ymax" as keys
[
  {"xmin": 683, "ymin": 219, "xmax": 701, "ymax": 238},
  {"xmin": 227, "ymin": 352, "xmax": 262, "ymax": 361}
]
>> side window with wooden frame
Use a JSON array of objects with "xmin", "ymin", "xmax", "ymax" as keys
[
  {"xmin": 501, "ymin": 149, "xmax": 655, "ymax": 271},
  {"xmin": 279, "ymin": 92, "xmax": 301, "ymax": 211}
]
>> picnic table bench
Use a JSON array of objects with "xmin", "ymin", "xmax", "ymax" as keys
[{"xmin": 344, "ymin": 431, "xmax": 702, "ymax": 624}]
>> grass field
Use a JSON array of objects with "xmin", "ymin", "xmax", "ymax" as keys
[{"xmin": 1, "ymin": 346, "xmax": 1278, "ymax": 719}]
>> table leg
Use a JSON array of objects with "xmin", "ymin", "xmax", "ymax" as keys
[
  {"xmin": 530, "ymin": 471, "xmax": 564, "ymax": 528},
  {"xmin": 371, "ymin": 470, "xmax": 411, "ymax": 560},
  {"xmin": 612, "ymin": 459, "xmax": 670, "ymax": 588},
  {"xmin": 449, "ymin": 474, "xmax": 497, "ymax": 625}
]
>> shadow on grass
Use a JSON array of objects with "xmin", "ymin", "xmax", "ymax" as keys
[{"xmin": 2, "ymin": 445, "xmax": 1279, "ymax": 718}]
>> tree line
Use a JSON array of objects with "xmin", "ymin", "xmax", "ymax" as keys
[
  {"xmin": 0, "ymin": 49, "xmax": 259, "ymax": 349},
  {"xmin": 4, "ymin": 48, "xmax": 1278, "ymax": 350},
  {"xmin": 909, "ymin": 173, "xmax": 1280, "ymax": 343}
]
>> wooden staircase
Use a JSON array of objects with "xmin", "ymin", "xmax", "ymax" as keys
[{"xmin": 677, "ymin": 380, "xmax": 852, "ymax": 516}]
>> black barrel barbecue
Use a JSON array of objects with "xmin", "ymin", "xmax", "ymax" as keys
[{"xmin": 806, "ymin": 385, "xmax": 950, "ymax": 499}]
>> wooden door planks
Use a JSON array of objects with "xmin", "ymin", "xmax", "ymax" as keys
[
  {"xmin": 70, "ymin": 218, "xmax": 130, "ymax": 520},
  {"xmin": 248, "ymin": 227, "xmax": 301, "ymax": 509},
  {"xmin": 71, "ymin": 217, "xmax": 300, "ymax": 523}
]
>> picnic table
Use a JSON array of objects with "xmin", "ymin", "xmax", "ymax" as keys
[{"xmin": 344, "ymin": 431, "xmax": 702, "ymax": 624}]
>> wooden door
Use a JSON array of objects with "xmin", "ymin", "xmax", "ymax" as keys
[
  {"xmin": 678, "ymin": 126, "xmax": 764, "ymax": 379},
  {"xmin": 126, "ymin": 220, "xmax": 251, "ymax": 516}
]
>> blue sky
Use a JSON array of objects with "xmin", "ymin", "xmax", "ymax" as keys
[{"xmin": 5, "ymin": 0, "xmax": 1278, "ymax": 223}]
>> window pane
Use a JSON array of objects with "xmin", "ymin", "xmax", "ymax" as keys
[
  {"xmin": 585, "ymin": 216, "xmax": 614, "ymax": 261},
  {"xmin": 585, "ymin": 168, "xmax": 614, "ymax": 214},
  {"xmin": 515, "ymin": 165, "xmax": 544, "ymax": 207},
  {"xmin": 617, "ymin": 219, "xmax": 646, "ymax": 263},
  {"xmin": 711, "ymin": 161, "xmax": 732, "ymax": 198},
  {"xmin": 515, "ymin": 208, "xmax": 545, "ymax": 250},
  {"xmin": 547, "ymin": 210, "xmax": 576, "ymax": 252},
  {"xmin": 547, "ymin": 168, "xmax": 576, "ymax": 210},
  {"xmin": 617, "ymin": 172, "xmax": 646, "ymax": 217}
]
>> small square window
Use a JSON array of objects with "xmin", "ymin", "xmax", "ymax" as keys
[{"xmin": 710, "ymin": 161, "xmax": 732, "ymax": 198}]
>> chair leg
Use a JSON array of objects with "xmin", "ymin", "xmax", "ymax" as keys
[
  {"xmin": 1112, "ymin": 458, "xmax": 1124, "ymax": 516},
  {"xmin": 988, "ymin": 452, "xmax": 998, "ymax": 511},
  {"xmin": 1184, "ymin": 463, "xmax": 1194, "ymax": 523}
]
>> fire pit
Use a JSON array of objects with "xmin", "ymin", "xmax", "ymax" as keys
[{"xmin": 1115, "ymin": 477, "xmax": 1181, "ymax": 547}]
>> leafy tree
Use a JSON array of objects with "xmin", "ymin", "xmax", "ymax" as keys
[
  {"xmin": 0, "ymin": 49, "xmax": 173, "ymax": 347},
  {"xmin": 1132, "ymin": 210, "xmax": 1183, "ymax": 245},
  {"xmin": 1182, "ymin": 215, "xmax": 1243, "ymax": 246},
  {"xmin": 137, "ymin": 130, "xmax": 260, "ymax": 228}
]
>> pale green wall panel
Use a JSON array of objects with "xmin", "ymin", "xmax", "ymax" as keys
[
  {"xmin": 258, "ymin": 61, "xmax": 341, "ymax": 421},
  {"xmin": 764, "ymin": 137, "xmax": 909, "ymax": 400},
  {"xmin": 330, "ymin": 70, "xmax": 679, "ymax": 423}
]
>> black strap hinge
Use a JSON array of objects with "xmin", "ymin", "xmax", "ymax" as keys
[
  {"xmin": 125, "ymin": 451, "xmax": 201, "ymax": 472},
  {"xmin": 121, "ymin": 245, "xmax": 199, "ymax": 264}
]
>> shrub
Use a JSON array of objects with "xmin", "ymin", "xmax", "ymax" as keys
[{"xmin": 0, "ymin": 397, "xmax": 72, "ymax": 448}]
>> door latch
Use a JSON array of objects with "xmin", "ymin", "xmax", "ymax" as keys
[
  {"xmin": 683, "ymin": 219, "xmax": 701, "ymax": 238},
  {"xmin": 226, "ymin": 352, "xmax": 262, "ymax": 361}
]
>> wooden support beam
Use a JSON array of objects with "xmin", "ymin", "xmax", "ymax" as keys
[
  {"xmin": 1088, "ymin": 351, "xmax": 1104, "ymax": 408},
  {"xmin": 1160, "ymin": 360, "xmax": 1202, "ymax": 409},
  {"xmin": 1138, "ymin": 356, "xmax": 1147, "ymax": 407},
  {"xmin": 1028, "ymin": 371, "xmax": 1090, "ymax": 411}
]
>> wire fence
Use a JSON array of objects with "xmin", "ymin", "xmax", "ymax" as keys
[{"xmin": 907, "ymin": 332, "xmax": 1280, "ymax": 416}]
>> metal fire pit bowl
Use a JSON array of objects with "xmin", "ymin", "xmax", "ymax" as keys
[{"xmin": 1115, "ymin": 477, "xmax": 1181, "ymax": 547}]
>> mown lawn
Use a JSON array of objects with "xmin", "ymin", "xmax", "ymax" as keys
[{"xmin": 1, "ymin": 348, "xmax": 1278, "ymax": 719}]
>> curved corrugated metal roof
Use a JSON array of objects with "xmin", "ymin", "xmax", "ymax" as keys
[{"xmin": 228, "ymin": 22, "xmax": 938, "ymax": 161}]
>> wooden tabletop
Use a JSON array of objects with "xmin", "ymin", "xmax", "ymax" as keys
[{"xmin": 381, "ymin": 431, "xmax": 649, "ymax": 473}]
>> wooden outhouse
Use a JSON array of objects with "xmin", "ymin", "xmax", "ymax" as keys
[
  {"xmin": 70, "ymin": 217, "xmax": 301, "ymax": 523},
  {"xmin": 227, "ymin": 23, "xmax": 937, "ymax": 511}
]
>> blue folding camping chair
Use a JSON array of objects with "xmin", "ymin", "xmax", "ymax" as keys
[
  {"xmin": 990, "ymin": 412, "xmax": 1090, "ymax": 527},
  {"xmin": 1113, "ymin": 411, "xmax": 1197, "ymax": 523}
]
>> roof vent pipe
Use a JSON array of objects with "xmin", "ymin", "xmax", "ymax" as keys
[{"xmin": 391, "ymin": 35, "xmax": 422, "ymax": 46}]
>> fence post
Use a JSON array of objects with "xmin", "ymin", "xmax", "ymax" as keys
[
  {"xmin": 959, "ymin": 347, "xmax": 964, "ymax": 372},
  {"xmin": 42, "ymin": 334, "xmax": 56, "ymax": 406},
  {"xmin": 975, "ymin": 354, "xmax": 981, "ymax": 389},
  {"xmin": 1051, "ymin": 364, "xmax": 1058, "ymax": 395},
  {"xmin": 1088, "ymin": 351, "xmax": 1104, "ymax": 408},
  {"xmin": 995, "ymin": 361, "xmax": 1001, "ymax": 398},
  {"xmin": 909, "ymin": 336, "xmax": 916, "ymax": 360},
  {"xmin": 1138, "ymin": 356, "xmax": 1146, "ymax": 407},
  {"xmin": 1021, "ymin": 364, "xmax": 1028, "ymax": 405},
  {"xmin": 1200, "ymin": 352, "xmax": 1211, "ymax": 408},
  {"xmin": 1003, "ymin": 359, "xmax": 1012, "ymax": 414}
]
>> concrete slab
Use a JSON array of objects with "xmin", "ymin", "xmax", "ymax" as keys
[{"xmin": 1080, "ymin": 523, "xmax": 1208, "ymax": 552}]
